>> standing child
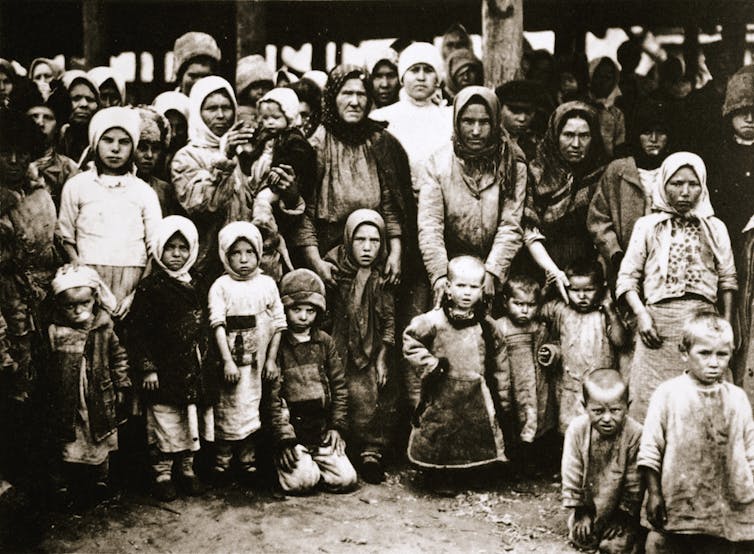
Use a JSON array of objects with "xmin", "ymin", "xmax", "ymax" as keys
[
  {"xmin": 541, "ymin": 258, "xmax": 626, "ymax": 434},
  {"xmin": 270, "ymin": 269, "xmax": 357, "ymax": 494},
  {"xmin": 46, "ymin": 265, "xmax": 130, "ymax": 503},
  {"xmin": 208, "ymin": 221, "xmax": 286, "ymax": 483},
  {"xmin": 325, "ymin": 209, "xmax": 394, "ymax": 483},
  {"xmin": 561, "ymin": 369, "xmax": 643, "ymax": 554},
  {"xmin": 639, "ymin": 313, "xmax": 754, "ymax": 553},
  {"xmin": 127, "ymin": 216, "xmax": 206, "ymax": 501},
  {"xmin": 616, "ymin": 152, "xmax": 737, "ymax": 422},
  {"xmin": 403, "ymin": 256, "xmax": 510, "ymax": 472}
]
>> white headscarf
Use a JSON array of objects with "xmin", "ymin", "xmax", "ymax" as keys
[
  {"xmin": 152, "ymin": 91, "xmax": 190, "ymax": 122},
  {"xmin": 152, "ymin": 216, "xmax": 199, "ymax": 283},
  {"xmin": 88, "ymin": 106, "xmax": 141, "ymax": 150},
  {"xmin": 187, "ymin": 76, "xmax": 237, "ymax": 149},
  {"xmin": 217, "ymin": 221, "xmax": 263, "ymax": 281},
  {"xmin": 258, "ymin": 87, "xmax": 301, "ymax": 126},
  {"xmin": 51, "ymin": 265, "xmax": 118, "ymax": 314},
  {"xmin": 398, "ymin": 42, "xmax": 444, "ymax": 82},
  {"xmin": 88, "ymin": 66, "xmax": 127, "ymax": 105}
]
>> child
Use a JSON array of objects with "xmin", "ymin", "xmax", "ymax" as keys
[
  {"xmin": 639, "ymin": 313, "xmax": 754, "ymax": 552},
  {"xmin": 127, "ymin": 216, "xmax": 205, "ymax": 501},
  {"xmin": 208, "ymin": 221, "xmax": 286, "ymax": 482},
  {"xmin": 541, "ymin": 258, "xmax": 626, "ymax": 434},
  {"xmin": 324, "ymin": 209, "xmax": 394, "ymax": 483},
  {"xmin": 46, "ymin": 265, "xmax": 130, "ymax": 502},
  {"xmin": 616, "ymin": 152, "xmax": 737, "ymax": 422},
  {"xmin": 270, "ymin": 269, "xmax": 357, "ymax": 493},
  {"xmin": 403, "ymin": 256, "xmax": 510, "ymax": 471},
  {"xmin": 496, "ymin": 275, "xmax": 557, "ymax": 445},
  {"xmin": 561, "ymin": 369, "xmax": 643, "ymax": 553}
]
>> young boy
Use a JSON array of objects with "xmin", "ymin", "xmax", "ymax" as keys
[
  {"xmin": 561, "ymin": 369, "xmax": 643, "ymax": 553},
  {"xmin": 403, "ymin": 256, "xmax": 510, "ymax": 473},
  {"xmin": 639, "ymin": 313, "xmax": 754, "ymax": 553},
  {"xmin": 270, "ymin": 269, "xmax": 357, "ymax": 493}
]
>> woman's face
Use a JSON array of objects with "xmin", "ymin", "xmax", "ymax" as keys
[
  {"xmin": 0, "ymin": 70, "xmax": 13, "ymax": 102},
  {"xmin": 335, "ymin": 78, "xmax": 368, "ymax": 124},
  {"xmin": 27, "ymin": 105, "xmax": 57, "ymax": 142},
  {"xmin": 639, "ymin": 128, "xmax": 669, "ymax": 158},
  {"xmin": 32, "ymin": 62, "xmax": 54, "ymax": 85},
  {"xmin": 403, "ymin": 63, "xmax": 438, "ymax": 102},
  {"xmin": 70, "ymin": 82, "xmax": 98, "ymax": 124},
  {"xmin": 99, "ymin": 81, "xmax": 121, "ymax": 108},
  {"xmin": 200, "ymin": 91, "xmax": 235, "ymax": 137},
  {"xmin": 558, "ymin": 117, "xmax": 592, "ymax": 164},
  {"xmin": 97, "ymin": 127, "xmax": 133, "ymax": 173},
  {"xmin": 664, "ymin": 166, "xmax": 702, "ymax": 214},
  {"xmin": 165, "ymin": 111, "xmax": 188, "ymax": 150},
  {"xmin": 458, "ymin": 102, "xmax": 492, "ymax": 151},
  {"xmin": 456, "ymin": 65, "xmax": 482, "ymax": 90}
]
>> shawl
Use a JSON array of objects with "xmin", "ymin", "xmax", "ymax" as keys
[
  {"xmin": 217, "ymin": 221, "xmax": 262, "ymax": 281},
  {"xmin": 187, "ymin": 76, "xmax": 237, "ymax": 149},
  {"xmin": 325, "ymin": 209, "xmax": 386, "ymax": 370},
  {"xmin": 151, "ymin": 215, "xmax": 199, "ymax": 283},
  {"xmin": 321, "ymin": 65, "xmax": 383, "ymax": 146}
]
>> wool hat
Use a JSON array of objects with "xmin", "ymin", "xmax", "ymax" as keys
[
  {"xmin": 494, "ymin": 79, "xmax": 540, "ymax": 108},
  {"xmin": 236, "ymin": 54, "xmax": 274, "ymax": 96},
  {"xmin": 258, "ymin": 87, "xmax": 300, "ymax": 125},
  {"xmin": 398, "ymin": 42, "xmax": 444, "ymax": 82},
  {"xmin": 279, "ymin": 268, "xmax": 326, "ymax": 311},
  {"xmin": 722, "ymin": 67, "xmax": 754, "ymax": 117},
  {"xmin": 172, "ymin": 32, "xmax": 221, "ymax": 81}
]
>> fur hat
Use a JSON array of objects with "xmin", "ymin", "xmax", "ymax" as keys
[
  {"xmin": 172, "ymin": 32, "xmax": 221, "ymax": 81},
  {"xmin": 136, "ymin": 106, "xmax": 171, "ymax": 146},
  {"xmin": 236, "ymin": 54, "xmax": 274, "ymax": 96},
  {"xmin": 279, "ymin": 268, "xmax": 326, "ymax": 311},
  {"xmin": 723, "ymin": 67, "xmax": 754, "ymax": 117}
]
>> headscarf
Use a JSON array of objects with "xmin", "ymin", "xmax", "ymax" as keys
[
  {"xmin": 325, "ymin": 209, "xmax": 386, "ymax": 371},
  {"xmin": 51, "ymin": 265, "xmax": 118, "ymax": 314},
  {"xmin": 217, "ymin": 221, "xmax": 263, "ymax": 281},
  {"xmin": 302, "ymin": 70, "xmax": 328, "ymax": 91},
  {"xmin": 398, "ymin": 42, "xmax": 444, "ymax": 82},
  {"xmin": 0, "ymin": 59, "xmax": 16, "ymax": 81},
  {"xmin": 365, "ymin": 48, "xmax": 399, "ymax": 76},
  {"xmin": 88, "ymin": 66, "xmax": 127, "ymax": 105},
  {"xmin": 187, "ymin": 75, "xmax": 237, "ymax": 149},
  {"xmin": 62, "ymin": 70, "xmax": 99, "ymax": 100},
  {"xmin": 29, "ymin": 58, "xmax": 63, "ymax": 81},
  {"xmin": 588, "ymin": 57, "xmax": 621, "ymax": 108},
  {"xmin": 446, "ymin": 48, "xmax": 483, "ymax": 95},
  {"xmin": 322, "ymin": 64, "xmax": 382, "ymax": 146},
  {"xmin": 152, "ymin": 91, "xmax": 190, "ymax": 122},
  {"xmin": 452, "ymin": 86, "xmax": 501, "ymax": 162},
  {"xmin": 88, "ymin": 106, "xmax": 141, "ymax": 150},
  {"xmin": 151, "ymin": 215, "xmax": 199, "ymax": 283},
  {"xmin": 258, "ymin": 87, "xmax": 300, "ymax": 126}
]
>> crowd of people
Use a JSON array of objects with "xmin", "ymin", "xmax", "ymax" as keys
[{"xmin": 1, "ymin": 22, "xmax": 754, "ymax": 553}]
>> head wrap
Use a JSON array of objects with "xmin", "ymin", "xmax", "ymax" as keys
[
  {"xmin": 172, "ymin": 32, "xmax": 221, "ymax": 81},
  {"xmin": 365, "ymin": 48, "xmax": 399, "ymax": 75},
  {"xmin": 187, "ymin": 75, "xmax": 237, "ymax": 149},
  {"xmin": 398, "ymin": 42, "xmax": 444, "ymax": 82},
  {"xmin": 722, "ymin": 67, "xmax": 754, "ymax": 118},
  {"xmin": 322, "ymin": 64, "xmax": 382, "ymax": 146},
  {"xmin": 29, "ymin": 58, "xmax": 63, "ymax": 81},
  {"xmin": 152, "ymin": 216, "xmax": 199, "ymax": 283},
  {"xmin": 236, "ymin": 54, "xmax": 274, "ymax": 97},
  {"xmin": 452, "ymin": 86, "xmax": 501, "ymax": 162},
  {"xmin": 88, "ymin": 106, "xmax": 141, "ymax": 151},
  {"xmin": 279, "ymin": 268, "xmax": 327, "ymax": 312},
  {"xmin": 88, "ymin": 66, "xmax": 127, "ymax": 105},
  {"xmin": 217, "ymin": 221, "xmax": 263, "ymax": 280},
  {"xmin": 0, "ymin": 59, "xmax": 15, "ymax": 80},
  {"xmin": 51, "ymin": 265, "xmax": 117, "ymax": 313},
  {"xmin": 258, "ymin": 87, "xmax": 301, "ymax": 126},
  {"xmin": 445, "ymin": 48, "xmax": 483, "ymax": 95},
  {"xmin": 301, "ymin": 70, "xmax": 328, "ymax": 91},
  {"xmin": 588, "ymin": 57, "xmax": 621, "ymax": 107},
  {"xmin": 152, "ymin": 91, "xmax": 190, "ymax": 122},
  {"xmin": 62, "ymin": 69, "xmax": 99, "ymax": 100}
]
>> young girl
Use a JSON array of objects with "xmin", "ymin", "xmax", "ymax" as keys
[
  {"xmin": 46, "ymin": 265, "xmax": 130, "ymax": 503},
  {"xmin": 127, "ymin": 216, "xmax": 205, "ymax": 501},
  {"xmin": 324, "ymin": 209, "xmax": 394, "ymax": 484},
  {"xmin": 541, "ymin": 258, "xmax": 626, "ymax": 434},
  {"xmin": 616, "ymin": 152, "xmax": 737, "ymax": 422},
  {"xmin": 57, "ymin": 106, "xmax": 163, "ymax": 316},
  {"xmin": 208, "ymin": 221, "xmax": 286, "ymax": 482}
]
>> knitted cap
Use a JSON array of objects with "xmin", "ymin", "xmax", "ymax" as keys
[
  {"xmin": 236, "ymin": 54, "xmax": 274, "ymax": 96},
  {"xmin": 398, "ymin": 42, "xmax": 444, "ymax": 82},
  {"xmin": 279, "ymin": 268, "xmax": 326, "ymax": 311},
  {"xmin": 723, "ymin": 67, "xmax": 754, "ymax": 117},
  {"xmin": 172, "ymin": 32, "xmax": 221, "ymax": 81}
]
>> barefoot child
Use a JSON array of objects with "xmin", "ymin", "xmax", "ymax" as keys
[
  {"xmin": 561, "ymin": 369, "xmax": 643, "ymax": 553},
  {"xmin": 127, "ymin": 216, "xmax": 205, "ymax": 501},
  {"xmin": 403, "ymin": 256, "xmax": 510, "ymax": 471},
  {"xmin": 639, "ymin": 313, "xmax": 754, "ymax": 553},
  {"xmin": 208, "ymin": 221, "xmax": 286, "ymax": 483},
  {"xmin": 271, "ymin": 269, "xmax": 357, "ymax": 493}
]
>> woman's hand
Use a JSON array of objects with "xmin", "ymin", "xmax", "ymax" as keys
[
  {"xmin": 269, "ymin": 164, "xmax": 300, "ymax": 203},
  {"xmin": 142, "ymin": 372, "xmax": 159, "ymax": 391},
  {"xmin": 546, "ymin": 269, "xmax": 570, "ymax": 303},
  {"xmin": 646, "ymin": 490, "xmax": 667, "ymax": 530},
  {"xmin": 432, "ymin": 277, "xmax": 448, "ymax": 308},
  {"xmin": 224, "ymin": 122, "xmax": 256, "ymax": 158},
  {"xmin": 384, "ymin": 249, "xmax": 402, "ymax": 286},
  {"xmin": 315, "ymin": 260, "xmax": 338, "ymax": 287},
  {"xmin": 484, "ymin": 272, "xmax": 496, "ymax": 299},
  {"xmin": 637, "ymin": 310, "xmax": 662, "ymax": 348},
  {"xmin": 376, "ymin": 346, "xmax": 389, "ymax": 388},
  {"xmin": 114, "ymin": 292, "xmax": 135, "ymax": 318}
]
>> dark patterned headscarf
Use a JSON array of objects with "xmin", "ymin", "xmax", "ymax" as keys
[{"xmin": 322, "ymin": 64, "xmax": 383, "ymax": 146}]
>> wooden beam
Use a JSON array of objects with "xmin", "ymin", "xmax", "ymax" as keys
[
  {"xmin": 82, "ymin": 0, "xmax": 108, "ymax": 68},
  {"xmin": 236, "ymin": 0, "xmax": 267, "ymax": 58},
  {"xmin": 482, "ymin": 0, "xmax": 523, "ymax": 87}
]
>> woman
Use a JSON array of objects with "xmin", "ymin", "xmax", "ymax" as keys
[
  {"xmin": 0, "ymin": 59, "xmax": 15, "ymax": 109},
  {"xmin": 58, "ymin": 70, "xmax": 100, "ymax": 163},
  {"xmin": 418, "ymin": 86, "xmax": 526, "ymax": 305},
  {"xmin": 443, "ymin": 48, "xmax": 484, "ymax": 101},
  {"xmin": 171, "ymin": 76, "xmax": 257, "ymax": 282},
  {"xmin": 29, "ymin": 57, "xmax": 63, "ymax": 101},
  {"xmin": 152, "ymin": 90, "xmax": 190, "ymax": 178},
  {"xmin": 524, "ymin": 101, "xmax": 608, "ymax": 299},
  {"xmin": 588, "ymin": 57, "xmax": 626, "ymax": 159},
  {"xmin": 88, "ymin": 66, "xmax": 127, "ymax": 108},
  {"xmin": 294, "ymin": 64, "xmax": 415, "ymax": 289}
]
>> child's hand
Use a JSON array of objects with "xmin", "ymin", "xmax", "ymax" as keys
[
  {"xmin": 116, "ymin": 390, "xmax": 127, "ymax": 409},
  {"xmin": 537, "ymin": 345, "xmax": 556, "ymax": 367},
  {"xmin": 224, "ymin": 359, "xmax": 240, "ymax": 384},
  {"xmin": 263, "ymin": 358, "xmax": 280, "ymax": 380},
  {"xmin": 637, "ymin": 310, "xmax": 663, "ymax": 348},
  {"xmin": 114, "ymin": 292, "xmax": 135, "ymax": 319},
  {"xmin": 278, "ymin": 444, "xmax": 300, "ymax": 473},
  {"xmin": 324, "ymin": 429, "xmax": 346, "ymax": 456},
  {"xmin": 646, "ymin": 490, "xmax": 667, "ymax": 530},
  {"xmin": 376, "ymin": 347, "xmax": 389, "ymax": 388},
  {"xmin": 142, "ymin": 372, "xmax": 159, "ymax": 391},
  {"xmin": 572, "ymin": 511, "xmax": 594, "ymax": 544},
  {"xmin": 601, "ymin": 510, "xmax": 631, "ymax": 540}
]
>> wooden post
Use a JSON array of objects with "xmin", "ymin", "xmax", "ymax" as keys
[
  {"xmin": 482, "ymin": 0, "xmax": 524, "ymax": 87},
  {"xmin": 236, "ymin": 0, "xmax": 267, "ymax": 58},
  {"xmin": 82, "ymin": 0, "xmax": 108, "ymax": 68}
]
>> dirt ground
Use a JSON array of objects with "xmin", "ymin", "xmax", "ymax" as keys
[{"xmin": 4, "ymin": 467, "xmax": 582, "ymax": 554}]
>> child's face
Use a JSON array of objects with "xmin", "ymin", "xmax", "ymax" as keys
[
  {"xmin": 351, "ymin": 223, "xmax": 381, "ymax": 268},
  {"xmin": 664, "ymin": 166, "xmax": 702, "ymax": 214},
  {"xmin": 682, "ymin": 332, "xmax": 732, "ymax": 385},
  {"xmin": 505, "ymin": 287, "xmax": 539, "ymax": 325},
  {"xmin": 97, "ymin": 127, "xmax": 133, "ymax": 173},
  {"xmin": 286, "ymin": 303, "xmax": 318, "ymax": 333},
  {"xmin": 0, "ymin": 148, "xmax": 32, "ymax": 186},
  {"xmin": 161, "ymin": 232, "xmax": 190, "ymax": 272},
  {"xmin": 27, "ymin": 106, "xmax": 57, "ymax": 142},
  {"xmin": 135, "ymin": 140, "xmax": 163, "ymax": 177},
  {"xmin": 258, "ymin": 101, "xmax": 289, "ymax": 132},
  {"xmin": 566, "ymin": 274, "xmax": 601, "ymax": 313},
  {"xmin": 227, "ymin": 238, "xmax": 258, "ymax": 277},
  {"xmin": 446, "ymin": 268, "xmax": 485, "ymax": 311},
  {"xmin": 583, "ymin": 389, "xmax": 628, "ymax": 438},
  {"xmin": 58, "ymin": 286, "xmax": 96, "ymax": 327},
  {"xmin": 731, "ymin": 108, "xmax": 754, "ymax": 142}
]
